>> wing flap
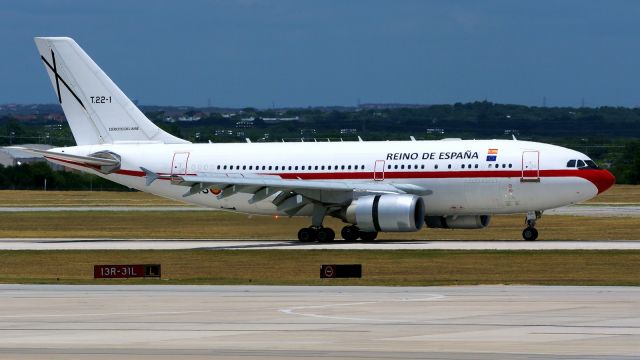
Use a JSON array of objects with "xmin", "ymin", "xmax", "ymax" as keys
[{"xmin": 174, "ymin": 174, "xmax": 404, "ymax": 193}]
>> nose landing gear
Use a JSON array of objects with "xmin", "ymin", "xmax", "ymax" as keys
[{"xmin": 522, "ymin": 211, "xmax": 542, "ymax": 241}]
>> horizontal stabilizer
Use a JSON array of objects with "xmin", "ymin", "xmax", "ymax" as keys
[{"xmin": 8, "ymin": 147, "xmax": 119, "ymax": 166}]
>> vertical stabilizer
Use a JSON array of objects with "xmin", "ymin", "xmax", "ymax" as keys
[{"xmin": 34, "ymin": 37, "xmax": 189, "ymax": 145}]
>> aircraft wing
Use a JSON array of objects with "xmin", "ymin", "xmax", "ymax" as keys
[
  {"xmin": 143, "ymin": 169, "xmax": 428, "ymax": 213},
  {"xmin": 178, "ymin": 173, "xmax": 418, "ymax": 192}
]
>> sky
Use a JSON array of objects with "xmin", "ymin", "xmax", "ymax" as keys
[{"xmin": 1, "ymin": 0, "xmax": 639, "ymax": 108}]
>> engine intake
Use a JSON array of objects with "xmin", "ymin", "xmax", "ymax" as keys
[
  {"xmin": 346, "ymin": 194, "xmax": 425, "ymax": 232},
  {"xmin": 425, "ymin": 215, "xmax": 491, "ymax": 229}
]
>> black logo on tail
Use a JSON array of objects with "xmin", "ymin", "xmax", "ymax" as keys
[{"xmin": 41, "ymin": 50, "xmax": 86, "ymax": 110}]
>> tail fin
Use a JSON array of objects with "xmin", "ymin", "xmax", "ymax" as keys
[{"xmin": 34, "ymin": 37, "xmax": 189, "ymax": 145}]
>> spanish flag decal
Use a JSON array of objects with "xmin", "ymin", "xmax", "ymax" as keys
[{"xmin": 486, "ymin": 148, "xmax": 498, "ymax": 161}]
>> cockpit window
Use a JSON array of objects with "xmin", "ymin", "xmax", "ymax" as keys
[
  {"xmin": 576, "ymin": 160, "xmax": 586, "ymax": 168},
  {"xmin": 584, "ymin": 160, "xmax": 600, "ymax": 169},
  {"xmin": 566, "ymin": 160, "xmax": 576, "ymax": 168}
]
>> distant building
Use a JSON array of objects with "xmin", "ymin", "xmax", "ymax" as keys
[
  {"xmin": 0, "ymin": 144, "xmax": 62, "ymax": 170},
  {"xmin": 340, "ymin": 128, "xmax": 358, "ymax": 135},
  {"xmin": 426, "ymin": 128, "xmax": 445, "ymax": 134},
  {"xmin": 177, "ymin": 115, "xmax": 201, "ymax": 122},
  {"xmin": 236, "ymin": 117, "xmax": 255, "ymax": 128}
]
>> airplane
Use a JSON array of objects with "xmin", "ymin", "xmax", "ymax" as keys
[{"xmin": 19, "ymin": 37, "xmax": 616, "ymax": 242}]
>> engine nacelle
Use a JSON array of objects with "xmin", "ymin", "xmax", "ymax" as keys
[
  {"xmin": 425, "ymin": 215, "xmax": 491, "ymax": 229},
  {"xmin": 346, "ymin": 194, "xmax": 425, "ymax": 232}
]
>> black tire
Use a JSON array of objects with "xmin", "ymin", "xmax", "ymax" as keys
[
  {"xmin": 317, "ymin": 228, "xmax": 335, "ymax": 242},
  {"xmin": 297, "ymin": 228, "xmax": 317, "ymax": 242},
  {"xmin": 359, "ymin": 231, "xmax": 378, "ymax": 242},
  {"xmin": 522, "ymin": 227, "xmax": 538, "ymax": 241},
  {"xmin": 341, "ymin": 226, "xmax": 359, "ymax": 242}
]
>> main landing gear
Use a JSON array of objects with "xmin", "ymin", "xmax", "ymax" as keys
[
  {"xmin": 297, "ymin": 227, "xmax": 335, "ymax": 242},
  {"xmin": 341, "ymin": 225, "xmax": 378, "ymax": 242},
  {"xmin": 295, "ymin": 205, "xmax": 378, "ymax": 243},
  {"xmin": 297, "ymin": 205, "xmax": 336, "ymax": 243},
  {"xmin": 296, "ymin": 226, "xmax": 378, "ymax": 242},
  {"xmin": 522, "ymin": 211, "xmax": 542, "ymax": 241}
]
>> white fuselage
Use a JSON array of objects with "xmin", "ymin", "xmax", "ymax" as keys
[{"xmin": 46, "ymin": 139, "xmax": 613, "ymax": 217}]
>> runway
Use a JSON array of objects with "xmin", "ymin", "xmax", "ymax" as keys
[
  {"xmin": 0, "ymin": 285, "xmax": 637, "ymax": 359},
  {"xmin": 0, "ymin": 238, "xmax": 639, "ymax": 250}
]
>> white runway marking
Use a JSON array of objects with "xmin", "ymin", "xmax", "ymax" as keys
[{"xmin": 279, "ymin": 293, "xmax": 446, "ymax": 322}]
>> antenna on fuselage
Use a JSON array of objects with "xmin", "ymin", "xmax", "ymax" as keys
[
  {"xmin": 410, "ymin": 136, "xmax": 416, "ymax": 141},
  {"xmin": 357, "ymin": 136, "xmax": 364, "ymax": 142},
  {"xmin": 512, "ymin": 134, "xmax": 518, "ymax": 141}
]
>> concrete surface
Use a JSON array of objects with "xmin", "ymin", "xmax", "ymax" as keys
[
  {"xmin": 0, "ymin": 285, "xmax": 637, "ymax": 359},
  {"xmin": 0, "ymin": 238, "xmax": 639, "ymax": 250}
]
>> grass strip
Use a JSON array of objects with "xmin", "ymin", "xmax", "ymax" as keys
[{"xmin": 0, "ymin": 250, "xmax": 638, "ymax": 286}]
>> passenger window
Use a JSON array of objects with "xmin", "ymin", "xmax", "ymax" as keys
[
  {"xmin": 435, "ymin": 164, "xmax": 438, "ymax": 169},
  {"xmin": 223, "ymin": 165, "xmax": 227, "ymax": 170},
  {"xmin": 475, "ymin": 164, "xmax": 478, "ymax": 169},
  {"xmin": 315, "ymin": 166, "xmax": 319, "ymax": 170},
  {"xmin": 242, "ymin": 165, "xmax": 246, "ymax": 170},
  {"xmin": 502, "ymin": 164, "xmax": 506, "ymax": 168},
  {"xmin": 421, "ymin": 164, "xmax": 425, "ymax": 169},
  {"xmin": 301, "ymin": 166, "xmax": 305, "ymax": 170},
  {"xmin": 448, "ymin": 164, "xmax": 452, "ymax": 169},
  {"xmin": 401, "ymin": 165, "xmax": 405, "ymax": 169},
  {"xmin": 348, "ymin": 165, "xmax": 352, "ymax": 170},
  {"xmin": 217, "ymin": 165, "xmax": 221, "ymax": 170},
  {"xmin": 341, "ymin": 165, "xmax": 345, "ymax": 170},
  {"xmin": 321, "ymin": 166, "xmax": 325, "ymax": 170},
  {"xmin": 508, "ymin": 164, "xmax": 512, "ymax": 168},
  {"xmin": 567, "ymin": 160, "xmax": 576, "ymax": 168},
  {"xmin": 268, "ymin": 166, "xmax": 272, "ymax": 170},
  {"xmin": 275, "ymin": 166, "xmax": 279, "ymax": 170},
  {"xmin": 394, "ymin": 165, "xmax": 398, "ymax": 169},
  {"xmin": 249, "ymin": 166, "xmax": 252, "ymax": 170},
  {"xmin": 461, "ymin": 164, "xmax": 465, "ymax": 169},
  {"xmin": 387, "ymin": 165, "xmax": 391, "ymax": 170}
]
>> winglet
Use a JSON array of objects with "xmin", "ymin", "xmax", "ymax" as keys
[{"xmin": 140, "ymin": 167, "xmax": 159, "ymax": 186}]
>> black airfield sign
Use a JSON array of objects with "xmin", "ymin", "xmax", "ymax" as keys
[{"xmin": 320, "ymin": 264, "xmax": 362, "ymax": 278}]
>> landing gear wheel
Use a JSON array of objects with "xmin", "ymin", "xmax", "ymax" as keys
[
  {"xmin": 316, "ymin": 228, "xmax": 335, "ymax": 242},
  {"xmin": 341, "ymin": 225, "xmax": 360, "ymax": 242},
  {"xmin": 522, "ymin": 227, "xmax": 538, "ymax": 241},
  {"xmin": 297, "ymin": 227, "xmax": 317, "ymax": 242},
  {"xmin": 359, "ymin": 231, "xmax": 378, "ymax": 242}
]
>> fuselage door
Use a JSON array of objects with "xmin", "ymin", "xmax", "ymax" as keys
[
  {"xmin": 171, "ymin": 152, "xmax": 190, "ymax": 175},
  {"xmin": 521, "ymin": 150, "xmax": 540, "ymax": 182},
  {"xmin": 374, "ymin": 160, "xmax": 385, "ymax": 181}
]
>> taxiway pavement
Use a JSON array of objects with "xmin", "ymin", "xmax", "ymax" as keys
[
  {"xmin": 0, "ymin": 238, "xmax": 639, "ymax": 250},
  {"xmin": 0, "ymin": 285, "xmax": 637, "ymax": 359}
]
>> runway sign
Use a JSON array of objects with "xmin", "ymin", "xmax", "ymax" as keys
[
  {"xmin": 94, "ymin": 264, "xmax": 161, "ymax": 279},
  {"xmin": 320, "ymin": 264, "xmax": 362, "ymax": 278}
]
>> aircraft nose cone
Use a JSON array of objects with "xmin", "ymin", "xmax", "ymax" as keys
[{"xmin": 591, "ymin": 169, "xmax": 616, "ymax": 194}]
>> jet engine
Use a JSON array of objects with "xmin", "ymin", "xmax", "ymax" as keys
[
  {"xmin": 345, "ymin": 194, "xmax": 425, "ymax": 232},
  {"xmin": 425, "ymin": 215, "xmax": 491, "ymax": 229}
]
